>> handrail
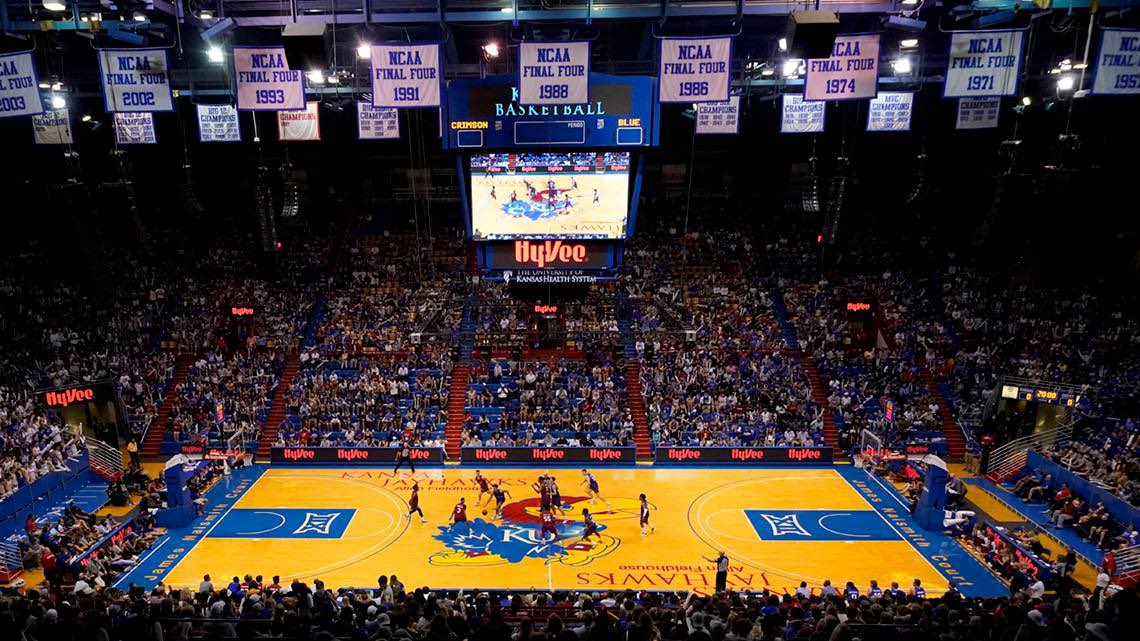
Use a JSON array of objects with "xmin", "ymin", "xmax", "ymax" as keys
[
  {"xmin": 985, "ymin": 417, "xmax": 1077, "ymax": 480},
  {"xmin": 1115, "ymin": 543, "xmax": 1140, "ymax": 576}
]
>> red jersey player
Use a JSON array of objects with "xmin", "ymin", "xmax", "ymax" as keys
[
  {"xmin": 539, "ymin": 508, "xmax": 559, "ymax": 541},
  {"xmin": 474, "ymin": 470, "xmax": 491, "ymax": 506},
  {"xmin": 580, "ymin": 508, "xmax": 599, "ymax": 542},
  {"xmin": 639, "ymin": 493, "xmax": 654, "ymax": 535},
  {"xmin": 450, "ymin": 498, "xmax": 469, "ymax": 532},
  {"xmin": 406, "ymin": 483, "xmax": 427, "ymax": 524}
]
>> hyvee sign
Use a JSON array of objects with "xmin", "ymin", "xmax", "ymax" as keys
[{"xmin": 491, "ymin": 240, "xmax": 611, "ymax": 269}]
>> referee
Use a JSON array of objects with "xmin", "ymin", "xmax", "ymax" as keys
[
  {"xmin": 704, "ymin": 551, "xmax": 729, "ymax": 593},
  {"xmin": 393, "ymin": 442, "xmax": 415, "ymax": 474}
]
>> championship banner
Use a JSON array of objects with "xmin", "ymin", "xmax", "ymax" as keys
[
  {"xmin": 357, "ymin": 101, "xmax": 400, "ymax": 139},
  {"xmin": 114, "ymin": 112, "xmax": 157, "ymax": 144},
  {"xmin": 866, "ymin": 92, "xmax": 914, "ymax": 132},
  {"xmin": 271, "ymin": 447, "xmax": 445, "ymax": 464},
  {"xmin": 518, "ymin": 40, "xmax": 590, "ymax": 105},
  {"xmin": 196, "ymin": 104, "xmax": 241, "ymax": 142},
  {"xmin": 277, "ymin": 101, "xmax": 320, "ymax": 141},
  {"xmin": 780, "ymin": 94, "xmax": 826, "ymax": 133},
  {"xmin": 461, "ymin": 447, "xmax": 636, "ymax": 464},
  {"xmin": 804, "ymin": 34, "xmax": 880, "ymax": 101},
  {"xmin": 655, "ymin": 447, "xmax": 834, "ymax": 464},
  {"xmin": 955, "ymin": 96, "xmax": 1001, "ymax": 129},
  {"xmin": 0, "ymin": 51, "xmax": 44, "ymax": 118},
  {"xmin": 233, "ymin": 46, "xmax": 306, "ymax": 111},
  {"xmin": 32, "ymin": 108, "xmax": 72, "ymax": 144},
  {"xmin": 96, "ymin": 48, "xmax": 174, "ymax": 112},
  {"xmin": 695, "ymin": 95, "xmax": 740, "ymax": 134},
  {"xmin": 1092, "ymin": 28, "xmax": 1140, "ymax": 95},
  {"xmin": 658, "ymin": 36, "xmax": 732, "ymax": 103},
  {"xmin": 369, "ymin": 42, "xmax": 442, "ymax": 108},
  {"xmin": 944, "ymin": 30, "xmax": 1024, "ymax": 97}
]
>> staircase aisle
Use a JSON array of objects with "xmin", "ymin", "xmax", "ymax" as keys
[
  {"xmin": 444, "ymin": 363, "xmax": 471, "ymax": 460},
  {"xmin": 921, "ymin": 368, "xmax": 967, "ymax": 460},
  {"xmin": 625, "ymin": 363, "xmax": 652, "ymax": 461},
  {"xmin": 256, "ymin": 355, "xmax": 301, "ymax": 458},
  {"xmin": 140, "ymin": 353, "xmax": 195, "ymax": 457},
  {"xmin": 799, "ymin": 354, "xmax": 841, "ymax": 451}
]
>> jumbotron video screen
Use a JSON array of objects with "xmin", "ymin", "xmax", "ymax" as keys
[{"xmin": 470, "ymin": 152, "xmax": 630, "ymax": 240}]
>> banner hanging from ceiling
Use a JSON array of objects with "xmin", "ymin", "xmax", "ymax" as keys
[
  {"xmin": 357, "ymin": 101, "xmax": 399, "ymax": 139},
  {"xmin": 804, "ymin": 34, "xmax": 881, "ymax": 101},
  {"xmin": 943, "ymin": 30, "xmax": 1024, "ymax": 97},
  {"xmin": 370, "ymin": 42, "xmax": 442, "ymax": 108},
  {"xmin": 1091, "ymin": 28, "xmax": 1140, "ymax": 95},
  {"xmin": 780, "ymin": 94, "xmax": 826, "ymax": 133},
  {"xmin": 196, "ymin": 104, "xmax": 241, "ymax": 142},
  {"xmin": 277, "ymin": 101, "xmax": 320, "ymax": 141},
  {"xmin": 866, "ymin": 92, "xmax": 913, "ymax": 131},
  {"xmin": 233, "ymin": 46, "xmax": 306, "ymax": 111},
  {"xmin": 32, "ymin": 108, "xmax": 72, "ymax": 144},
  {"xmin": 96, "ymin": 48, "xmax": 174, "ymax": 112},
  {"xmin": 955, "ymin": 96, "xmax": 1001, "ymax": 129},
  {"xmin": 658, "ymin": 36, "xmax": 733, "ymax": 103},
  {"xmin": 0, "ymin": 51, "xmax": 45, "ymax": 118},
  {"xmin": 695, "ymin": 95, "xmax": 740, "ymax": 134},
  {"xmin": 114, "ymin": 112, "xmax": 157, "ymax": 144},
  {"xmin": 518, "ymin": 40, "xmax": 590, "ymax": 105}
]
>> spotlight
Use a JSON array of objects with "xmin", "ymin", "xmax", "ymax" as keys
[
  {"xmin": 482, "ymin": 42, "xmax": 500, "ymax": 58},
  {"xmin": 50, "ymin": 94, "xmax": 65, "ymax": 109},
  {"xmin": 132, "ymin": 11, "xmax": 146, "ymax": 22},
  {"xmin": 51, "ymin": 82, "xmax": 62, "ymax": 91},
  {"xmin": 198, "ymin": 10, "xmax": 213, "ymax": 19},
  {"xmin": 307, "ymin": 69, "xmax": 325, "ymax": 84},
  {"xmin": 778, "ymin": 37, "xmax": 788, "ymax": 52},
  {"xmin": 901, "ymin": 0, "xmax": 919, "ymax": 5},
  {"xmin": 357, "ymin": 44, "xmax": 371, "ymax": 60},
  {"xmin": 38, "ymin": 82, "xmax": 50, "ymax": 89},
  {"xmin": 207, "ymin": 46, "xmax": 223, "ymax": 63},
  {"xmin": 82, "ymin": 114, "xmax": 92, "ymax": 122},
  {"xmin": 1021, "ymin": 96, "xmax": 1032, "ymax": 106},
  {"xmin": 782, "ymin": 59, "xmax": 800, "ymax": 77},
  {"xmin": 760, "ymin": 68, "xmax": 775, "ymax": 77},
  {"xmin": 1057, "ymin": 75, "xmax": 1075, "ymax": 92},
  {"xmin": 891, "ymin": 57, "xmax": 913, "ymax": 74},
  {"xmin": 42, "ymin": 0, "xmax": 66, "ymax": 11},
  {"xmin": 900, "ymin": 38, "xmax": 919, "ymax": 49},
  {"xmin": 500, "ymin": 6, "xmax": 513, "ymax": 12}
]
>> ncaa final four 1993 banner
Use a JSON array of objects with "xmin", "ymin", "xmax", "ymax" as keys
[
  {"xmin": 96, "ymin": 48, "xmax": 174, "ymax": 112},
  {"xmin": 0, "ymin": 51, "xmax": 44, "ymax": 118},
  {"xmin": 518, "ymin": 41, "xmax": 590, "ymax": 106},
  {"xmin": 804, "ymin": 34, "xmax": 881, "ymax": 101},
  {"xmin": 233, "ymin": 46, "xmax": 306, "ymax": 111},
  {"xmin": 1092, "ymin": 28, "xmax": 1140, "ymax": 95},
  {"xmin": 943, "ymin": 30, "xmax": 1024, "ymax": 98},
  {"xmin": 370, "ymin": 42, "xmax": 442, "ymax": 108},
  {"xmin": 658, "ymin": 36, "xmax": 732, "ymax": 103}
]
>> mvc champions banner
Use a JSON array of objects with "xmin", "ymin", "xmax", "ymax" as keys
[
  {"xmin": 866, "ymin": 92, "xmax": 913, "ymax": 131},
  {"xmin": 804, "ymin": 34, "xmax": 880, "ymax": 101},
  {"xmin": 518, "ymin": 41, "xmax": 590, "ymax": 105},
  {"xmin": 370, "ymin": 42, "xmax": 442, "ymax": 108},
  {"xmin": 781, "ymin": 94, "xmax": 826, "ymax": 133},
  {"xmin": 32, "ymin": 108, "xmax": 72, "ymax": 144},
  {"xmin": 956, "ymin": 96, "xmax": 1001, "ymax": 129},
  {"xmin": 695, "ymin": 95, "xmax": 740, "ymax": 134},
  {"xmin": 196, "ymin": 104, "xmax": 241, "ymax": 142},
  {"xmin": 233, "ymin": 46, "xmax": 306, "ymax": 111},
  {"xmin": 114, "ymin": 112, "xmax": 157, "ymax": 144},
  {"xmin": 1092, "ymin": 28, "xmax": 1140, "ymax": 95},
  {"xmin": 277, "ymin": 101, "xmax": 320, "ymax": 141},
  {"xmin": 658, "ymin": 36, "xmax": 732, "ymax": 103},
  {"xmin": 944, "ymin": 30, "xmax": 1024, "ymax": 97},
  {"xmin": 0, "ymin": 51, "xmax": 44, "ymax": 118},
  {"xmin": 96, "ymin": 48, "xmax": 174, "ymax": 112},
  {"xmin": 357, "ymin": 101, "xmax": 399, "ymax": 139}
]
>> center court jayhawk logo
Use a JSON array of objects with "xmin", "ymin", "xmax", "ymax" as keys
[
  {"xmin": 501, "ymin": 190, "xmax": 574, "ymax": 221},
  {"xmin": 429, "ymin": 496, "xmax": 639, "ymax": 567}
]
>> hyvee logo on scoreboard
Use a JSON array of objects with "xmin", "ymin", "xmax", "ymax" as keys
[
  {"xmin": 516, "ymin": 240, "xmax": 588, "ymax": 268},
  {"xmin": 490, "ymin": 240, "xmax": 612, "ymax": 270}
]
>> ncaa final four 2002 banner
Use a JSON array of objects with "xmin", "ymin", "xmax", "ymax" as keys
[
  {"xmin": 1092, "ymin": 28, "xmax": 1140, "ymax": 95},
  {"xmin": 370, "ymin": 42, "xmax": 442, "ymax": 108},
  {"xmin": 658, "ymin": 36, "xmax": 732, "ymax": 103},
  {"xmin": 943, "ymin": 30, "xmax": 1024, "ymax": 98},
  {"xmin": 233, "ymin": 46, "xmax": 306, "ymax": 111},
  {"xmin": 518, "ymin": 40, "xmax": 590, "ymax": 105},
  {"xmin": 96, "ymin": 48, "xmax": 175, "ymax": 112},
  {"xmin": 804, "ymin": 34, "xmax": 881, "ymax": 101},
  {"xmin": 0, "ymin": 51, "xmax": 44, "ymax": 118}
]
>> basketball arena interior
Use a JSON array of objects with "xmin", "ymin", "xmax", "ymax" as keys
[{"xmin": 0, "ymin": 1, "xmax": 1138, "ymax": 639}]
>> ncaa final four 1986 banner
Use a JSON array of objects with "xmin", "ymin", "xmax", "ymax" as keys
[
  {"xmin": 518, "ymin": 41, "xmax": 590, "ymax": 106},
  {"xmin": 370, "ymin": 43, "xmax": 441, "ymax": 108},
  {"xmin": 804, "ymin": 34, "xmax": 880, "ymax": 101},
  {"xmin": 658, "ymin": 37, "xmax": 732, "ymax": 103},
  {"xmin": 96, "ymin": 48, "xmax": 174, "ymax": 112},
  {"xmin": 0, "ymin": 51, "xmax": 44, "ymax": 118},
  {"xmin": 233, "ymin": 46, "xmax": 306, "ymax": 111},
  {"xmin": 1092, "ymin": 28, "xmax": 1140, "ymax": 95},
  {"xmin": 943, "ymin": 30, "xmax": 1024, "ymax": 97}
]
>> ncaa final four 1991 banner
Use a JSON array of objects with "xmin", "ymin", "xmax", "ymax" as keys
[
  {"xmin": 97, "ymin": 48, "xmax": 174, "ymax": 112},
  {"xmin": 0, "ymin": 51, "xmax": 44, "ymax": 118},
  {"xmin": 658, "ymin": 37, "xmax": 732, "ymax": 103},
  {"xmin": 233, "ymin": 46, "xmax": 306, "ymax": 111},
  {"xmin": 1092, "ymin": 28, "xmax": 1140, "ymax": 95},
  {"xmin": 804, "ymin": 34, "xmax": 880, "ymax": 101},
  {"xmin": 943, "ymin": 30, "xmax": 1024, "ymax": 97},
  {"xmin": 370, "ymin": 43, "xmax": 441, "ymax": 108},
  {"xmin": 518, "ymin": 41, "xmax": 590, "ymax": 105}
]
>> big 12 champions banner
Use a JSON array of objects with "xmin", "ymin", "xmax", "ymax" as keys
[
  {"xmin": 370, "ymin": 42, "xmax": 442, "ymax": 108},
  {"xmin": 196, "ymin": 104, "xmax": 241, "ymax": 142},
  {"xmin": 658, "ymin": 36, "xmax": 732, "ymax": 103},
  {"xmin": 277, "ymin": 101, "xmax": 320, "ymax": 141},
  {"xmin": 780, "ymin": 94, "xmax": 826, "ymax": 133},
  {"xmin": 944, "ymin": 30, "xmax": 1024, "ymax": 97},
  {"xmin": 96, "ymin": 48, "xmax": 174, "ymax": 112},
  {"xmin": 357, "ymin": 101, "xmax": 399, "ymax": 139},
  {"xmin": 866, "ymin": 92, "xmax": 913, "ymax": 131},
  {"xmin": 804, "ymin": 34, "xmax": 880, "ymax": 101},
  {"xmin": 233, "ymin": 46, "xmax": 306, "ymax": 111},
  {"xmin": 0, "ymin": 51, "xmax": 44, "ymax": 118},
  {"xmin": 114, "ymin": 112, "xmax": 157, "ymax": 144},
  {"xmin": 32, "ymin": 108, "xmax": 72, "ymax": 144},
  {"xmin": 518, "ymin": 41, "xmax": 590, "ymax": 105},
  {"xmin": 956, "ymin": 97, "xmax": 1001, "ymax": 129},
  {"xmin": 695, "ymin": 96, "xmax": 740, "ymax": 134},
  {"xmin": 1092, "ymin": 28, "xmax": 1140, "ymax": 95}
]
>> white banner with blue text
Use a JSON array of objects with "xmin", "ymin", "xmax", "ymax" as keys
[
  {"xmin": 234, "ymin": 46, "xmax": 306, "ymax": 111},
  {"xmin": 32, "ymin": 108, "xmax": 72, "ymax": 144},
  {"xmin": 866, "ymin": 92, "xmax": 913, "ymax": 131},
  {"xmin": 804, "ymin": 34, "xmax": 881, "ymax": 101},
  {"xmin": 659, "ymin": 37, "xmax": 732, "ymax": 103},
  {"xmin": 1092, "ymin": 28, "xmax": 1140, "ymax": 95},
  {"xmin": 0, "ymin": 51, "xmax": 45, "ymax": 118},
  {"xmin": 695, "ymin": 96, "xmax": 740, "ymax": 134},
  {"xmin": 780, "ymin": 94, "xmax": 826, "ymax": 133},
  {"xmin": 196, "ymin": 104, "xmax": 241, "ymax": 142},
  {"xmin": 114, "ymin": 112, "xmax": 157, "ymax": 144},
  {"xmin": 955, "ymin": 96, "xmax": 1001, "ymax": 129},
  {"xmin": 944, "ymin": 30, "xmax": 1024, "ymax": 98},
  {"xmin": 518, "ymin": 41, "xmax": 590, "ymax": 105},
  {"xmin": 370, "ymin": 43, "xmax": 442, "ymax": 108},
  {"xmin": 357, "ymin": 102, "xmax": 400, "ymax": 139},
  {"xmin": 277, "ymin": 101, "xmax": 321, "ymax": 141},
  {"xmin": 97, "ymin": 48, "xmax": 174, "ymax": 112}
]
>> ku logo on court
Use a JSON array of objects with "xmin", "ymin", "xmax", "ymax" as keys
[
  {"xmin": 757, "ymin": 513, "xmax": 811, "ymax": 537},
  {"xmin": 294, "ymin": 512, "xmax": 342, "ymax": 536}
]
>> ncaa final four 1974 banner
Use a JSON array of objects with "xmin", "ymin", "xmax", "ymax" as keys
[
  {"xmin": 518, "ymin": 41, "xmax": 590, "ymax": 106},
  {"xmin": 370, "ymin": 43, "xmax": 442, "ymax": 108},
  {"xmin": 97, "ymin": 48, "xmax": 175, "ymax": 112},
  {"xmin": 0, "ymin": 51, "xmax": 44, "ymax": 118},
  {"xmin": 233, "ymin": 46, "xmax": 306, "ymax": 111},
  {"xmin": 943, "ymin": 31, "xmax": 1024, "ymax": 98},
  {"xmin": 804, "ymin": 34, "xmax": 880, "ymax": 101},
  {"xmin": 658, "ymin": 37, "xmax": 732, "ymax": 103}
]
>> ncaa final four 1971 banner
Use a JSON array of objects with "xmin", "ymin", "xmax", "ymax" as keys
[
  {"xmin": 0, "ymin": 51, "xmax": 44, "ymax": 118},
  {"xmin": 1092, "ymin": 28, "xmax": 1140, "ymax": 95},
  {"xmin": 658, "ymin": 36, "xmax": 732, "ymax": 103},
  {"xmin": 804, "ymin": 34, "xmax": 880, "ymax": 101},
  {"xmin": 518, "ymin": 41, "xmax": 590, "ymax": 105},
  {"xmin": 943, "ymin": 31, "xmax": 1024, "ymax": 97},
  {"xmin": 233, "ymin": 46, "xmax": 306, "ymax": 111},
  {"xmin": 370, "ymin": 43, "xmax": 441, "ymax": 108},
  {"xmin": 96, "ymin": 49, "xmax": 174, "ymax": 112}
]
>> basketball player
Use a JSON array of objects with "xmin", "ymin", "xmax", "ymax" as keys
[
  {"xmin": 474, "ymin": 470, "xmax": 491, "ymax": 506},
  {"xmin": 843, "ymin": 581, "xmax": 860, "ymax": 601},
  {"xmin": 509, "ymin": 191, "xmax": 518, "ymax": 203},
  {"xmin": 581, "ymin": 469, "xmax": 611, "ymax": 506},
  {"xmin": 571, "ymin": 177, "xmax": 578, "ymax": 190},
  {"xmin": 592, "ymin": 189, "xmax": 600, "ymax": 205},
  {"xmin": 393, "ymin": 442, "xmax": 415, "ymax": 473},
  {"xmin": 538, "ymin": 508, "xmax": 559, "ymax": 542},
  {"xmin": 909, "ymin": 579, "xmax": 926, "ymax": 600},
  {"xmin": 450, "ymin": 498, "xmax": 469, "ymax": 533},
  {"xmin": 550, "ymin": 477, "xmax": 565, "ymax": 517},
  {"xmin": 638, "ymin": 493, "xmax": 655, "ymax": 535},
  {"xmin": 406, "ymin": 483, "xmax": 427, "ymax": 523},
  {"xmin": 490, "ymin": 185, "xmax": 496, "ymax": 200},
  {"xmin": 868, "ymin": 580, "xmax": 883, "ymax": 599},
  {"xmin": 490, "ymin": 483, "xmax": 510, "ymax": 519},
  {"xmin": 534, "ymin": 475, "xmax": 553, "ymax": 513},
  {"xmin": 579, "ymin": 508, "xmax": 599, "ymax": 542}
]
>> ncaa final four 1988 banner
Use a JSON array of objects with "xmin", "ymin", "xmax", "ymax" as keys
[
  {"xmin": 518, "ymin": 41, "xmax": 590, "ymax": 105},
  {"xmin": 1092, "ymin": 28, "xmax": 1140, "ymax": 95},
  {"xmin": 943, "ymin": 31, "xmax": 1024, "ymax": 97},
  {"xmin": 96, "ymin": 48, "xmax": 174, "ymax": 112},
  {"xmin": 658, "ymin": 37, "xmax": 732, "ymax": 103},
  {"xmin": 370, "ymin": 43, "xmax": 441, "ymax": 108},
  {"xmin": 233, "ymin": 46, "xmax": 306, "ymax": 111},
  {"xmin": 0, "ymin": 51, "xmax": 44, "ymax": 118},
  {"xmin": 804, "ymin": 34, "xmax": 880, "ymax": 101}
]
